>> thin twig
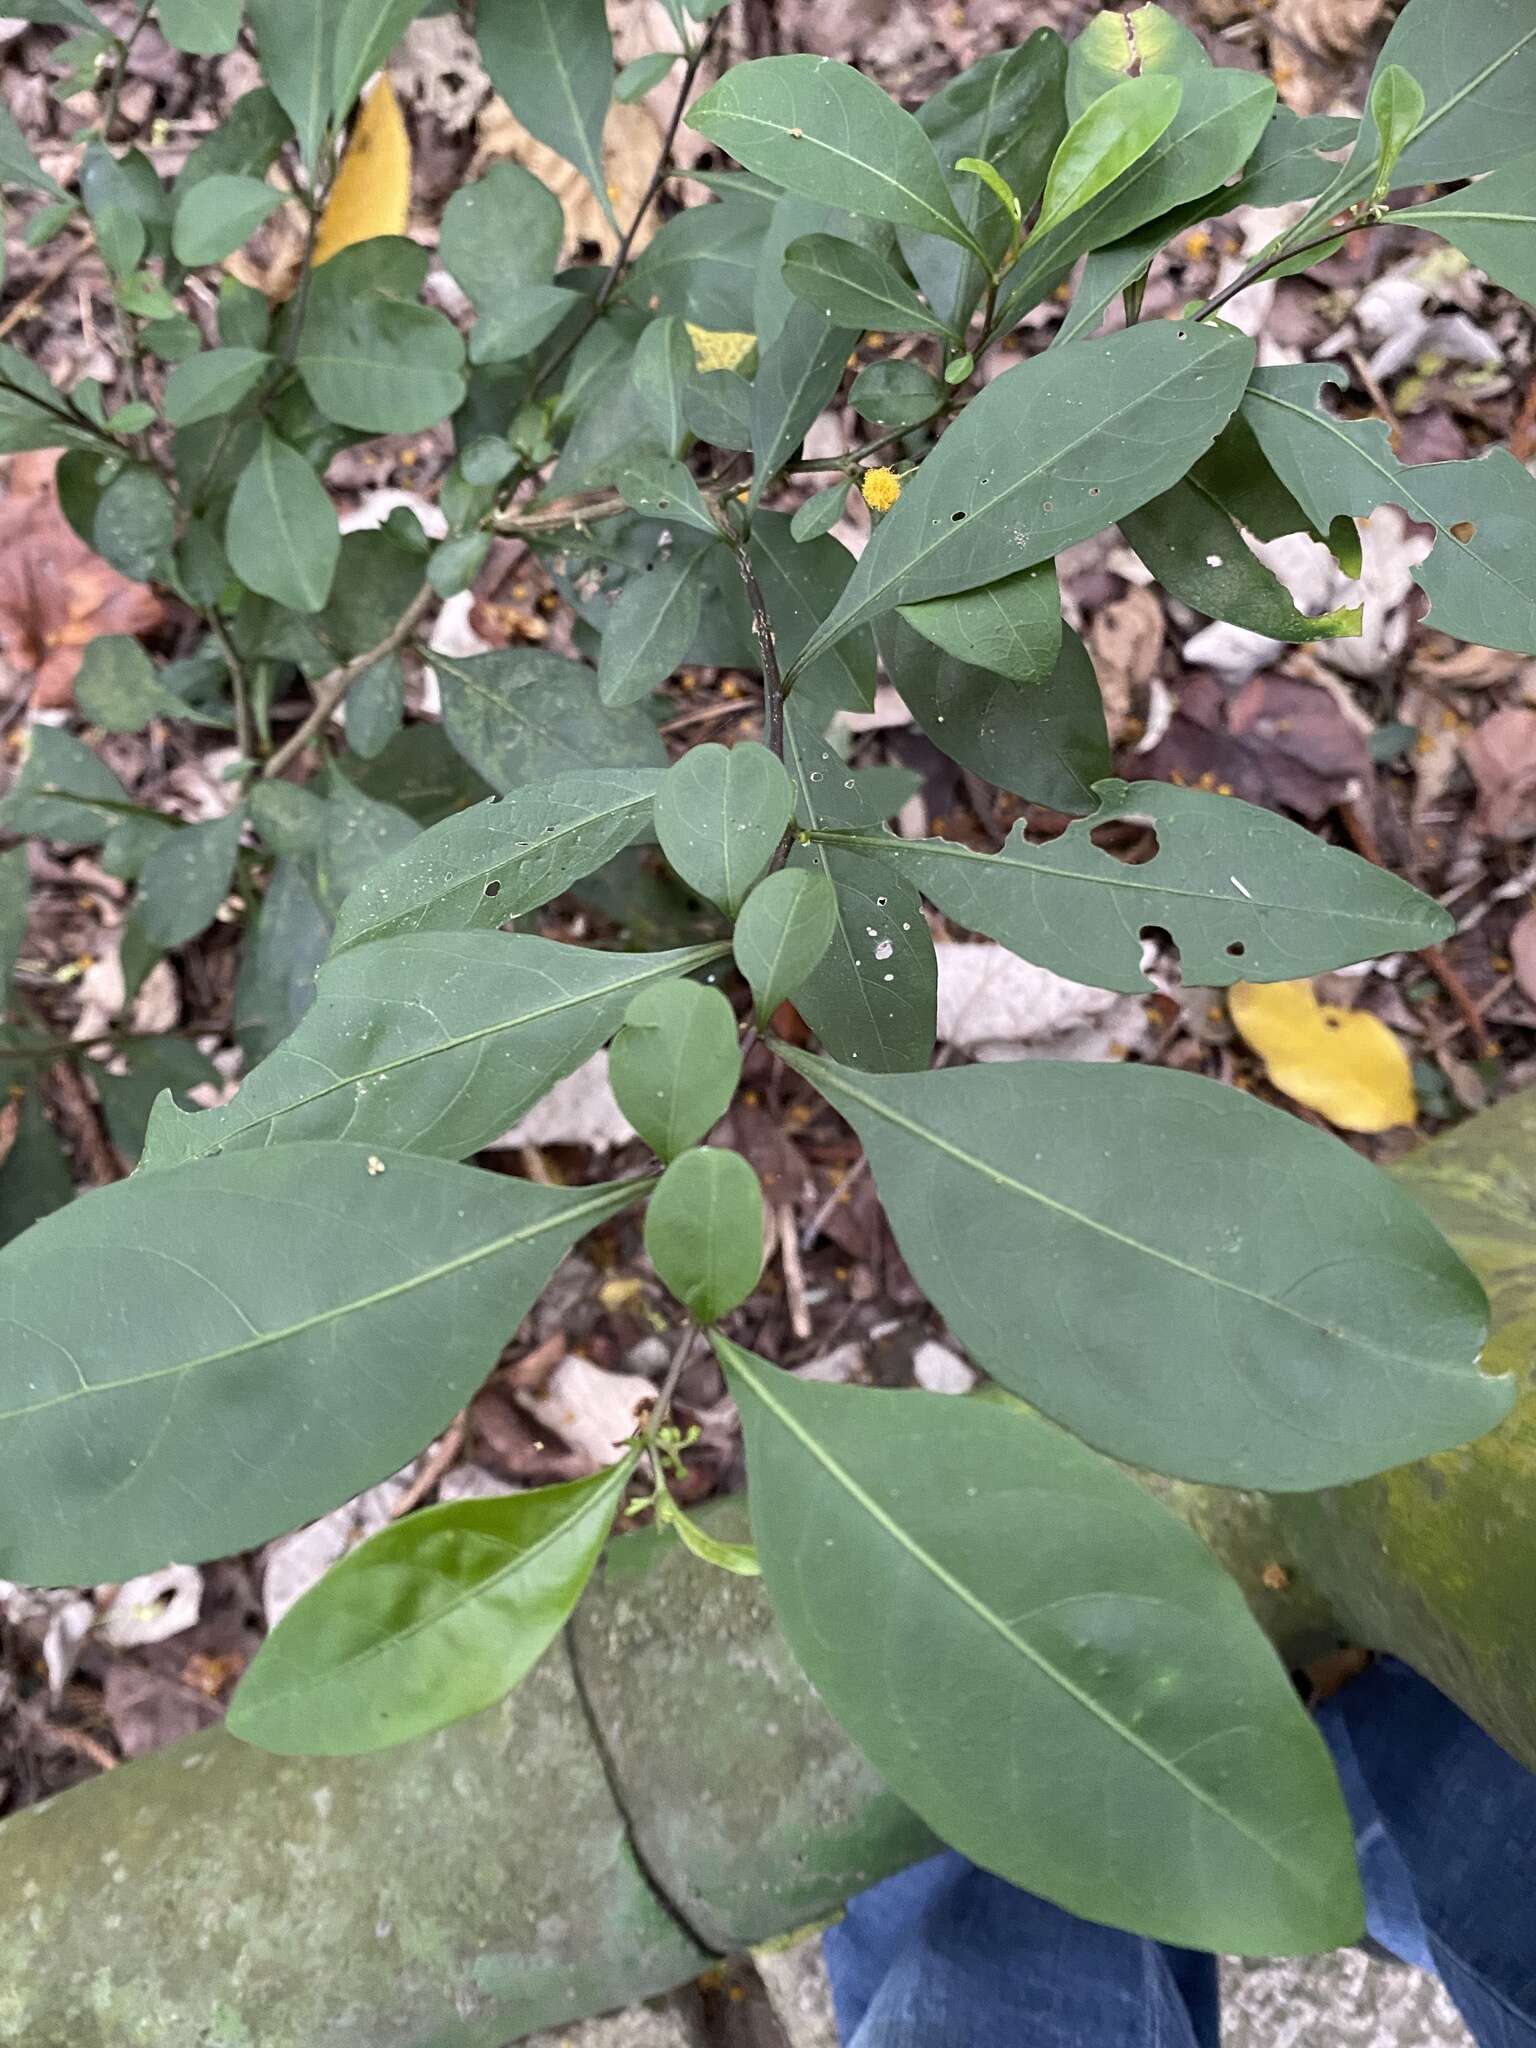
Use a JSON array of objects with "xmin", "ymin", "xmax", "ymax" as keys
[
  {"xmin": 777, "ymin": 1203, "xmax": 812, "ymax": 1341},
  {"xmin": 0, "ymin": 235, "xmax": 93, "ymax": 342},
  {"xmin": 1194, "ymin": 223, "xmax": 1364, "ymax": 323},
  {"xmin": 644, "ymin": 1325, "xmax": 702, "ymax": 1450},
  {"xmin": 595, "ymin": 15, "xmax": 723, "ymax": 314},
  {"xmin": 29, "ymin": 1719, "xmax": 119, "ymax": 1773},
  {"xmin": 735, "ymin": 546, "xmax": 785, "ymax": 758},
  {"xmin": 102, "ymin": 0, "xmax": 154, "ymax": 141},
  {"xmin": 260, "ymin": 586, "xmax": 434, "ymax": 779},
  {"xmin": 389, "ymin": 1415, "xmax": 468, "ymax": 1519},
  {"xmin": 205, "ymin": 610, "xmax": 255, "ymax": 759}
]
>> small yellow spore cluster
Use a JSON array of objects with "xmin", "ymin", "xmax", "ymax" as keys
[{"xmin": 861, "ymin": 466, "xmax": 903, "ymax": 514}]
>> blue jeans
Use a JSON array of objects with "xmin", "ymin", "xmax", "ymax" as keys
[{"xmin": 824, "ymin": 1660, "xmax": 1536, "ymax": 2047}]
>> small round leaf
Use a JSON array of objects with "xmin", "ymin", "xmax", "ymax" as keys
[
  {"xmin": 645, "ymin": 1148, "xmax": 765, "ymax": 1321},
  {"xmin": 609, "ymin": 978, "xmax": 741, "ymax": 1162}
]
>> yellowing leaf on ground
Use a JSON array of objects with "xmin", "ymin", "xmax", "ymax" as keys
[
  {"xmin": 313, "ymin": 77, "xmax": 411, "ymax": 267},
  {"xmin": 1229, "ymin": 979, "xmax": 1415, "ymax": 1133},
  {"xmin": 685, "ymin": 323, "xmax": 755, "ymax": 373}
]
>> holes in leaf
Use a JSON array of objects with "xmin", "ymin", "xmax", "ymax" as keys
[
  {"xmin": 1450, "ymin": 519, "xmax": 1477, "ymax": 543},
  {"xmin": 950, "ymin": 509, "xmax": 966, "ymax": 522},
  {"xmin": 484, "ymin": 880, "xmax": 501, "ymax": 898},
  {"xmin": 1090, "ymin": 819, "xmax": 1160, "ymax": 865},
  {"xmin": 1138, "ymin": 924, "xmax": 1182, "ymax": 987},
  {"xmin": 1225, "ymin": 940, "xmax": 1245, "ymax": 958}
]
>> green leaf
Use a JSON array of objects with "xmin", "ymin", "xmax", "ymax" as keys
[
  {"xmin": 0, "ymin": 1149, "xmax": 645, "ymax": 1584},
  {"xmin": 0, "ymin": 845, "xmax": 28, "ymax": 993},
  {"xmin": 689, "ymin": 55, "xmax": 980, "ymax": 254},
  {"xmin": 247, "ymin": 0, "xmax": 341, "ymax": 170},
  {"xmin": 0, "ymin": 727, "xmax": 130, "ymax": 845},
  {"xmin": 297, "ymin": 238, "xmax": 466, "ymax": 434},
  {"xmin": 653, "ymin": 1489, "xmax": 760, "ymax": 1576},
  {"xmin": 0, "ymin": 0, "xmax": 103, "ymax": 27},
  {"xmin": 1032, "ymin": 75, "xmax": 1183, "ymax": 242},
  {"xmin": 311, "ymin": 778, "xmax": 419, "ymax": 922},
  {"xmin": 94, "ymin": 1034, "xmax": 221, "ymax": 1160},
  {"xmin": 1067, "ymin": 3, "xmax": 1209, "ymax": 119},
  {"xmin": 1369, "ymin": 64, "xmax": 1426, "ymax": 197},
  {"xmin": 1122, "ymin": 480, "xmax": 1363, "ymax": 644},
  {"xmin": 716, "ymin": 1341, "xmax": 1363, "ymax": 1954},
  {"xmin": 904, "ymin": 34, "xmax": 1069, "ymax": 335},
  {"xmin": 654, "ymin": 741, "xmax": 793, "ymax": 916},
  {"xmin": 174, "ymin": 87, "xmax": 294, "ymax": 201},
  {"xmin": 344, "ymin": 652, "xmax": 405, "ymax": 759},
  {"xmin": 624, "ymin": 198, "xmax": 766, "ymax": 332},
  {"xmin": 332, "ymin": 0, "xmax": 430, "ymax": 120},
  {"xmin": 475, "ymin": 0, "xmax": 615, "ymax": 221},
  {"xmin": 0, "ymin": 98, "xmax": 66, "ymax": 198},
  {"xmin": 749, "ymin": 301, "xmax": 858, "ymax": 508},
  {"xmin": 876, "ymin": 614, "xmax": 1105, "ymax": 815},
  {"xmin": 92, "ymin": 464, "xmax": 175, "ymax": 583},
  {"xmin": 645, "ymin": 1147, "xmax": 764, "ymax": 1320},
  {"xmin": 432, "ymin": 647, "xmax": 666, "ymax": 791},
  {"xmin": 899, "ymin": 558, "xmax": 1061, "ymax": 684},
  {"xmin": 781, "ymin": 234, "xmax": 957, "ymax": 342},
  {"xmin": 994, "ymin": 69, "xmax": 1276, "ymax": 331},
  {"xmin": 225, "ymin": 428, "xmax": 340, "ymax": 613},
  {"xmin": 1396, "ymin": 152, "xmax": 1536, "ymax": 306},
  {"xmin": 597, "ymin": 551, "xmax": 703, "ymax": 708},
  {"xmin": 775, "ymin": 1046, "xmax": 1505, "ymax": 1489},
  {"xmin": 425, "ymin": 534, "xmax": 489, "ymax": 602},
  {"xmin": 235, "ymin": 856, "xmax": 330, "ymax": 1062},
  {"xmin": 954, "ymin": 156, "xmax": 1021, "ymax": 224},
  {"xmin": 172, "ymin": 174, "xmax": 283, "ymax": 266},
  {"xmin": 162, "ymin": 345, "xmax": 272, "ymax": 427},
  {"xmin": 631, "ymin": 316, "xmax": 694, "ymax": 459},
  {"xmin": 749, "ymin": 511, "xmax": 877, "ymax": 717},
  {"xmin": 81, "ymin": 140, "xmax": 171, "ymax": 260},
  {"xmin": 791, "ymin": 320, "xmax": 1255, "ymax": 674},
  {"xmin": 0, "ymin": 1088, "xmax": 73, "ymax": 1250},
  {"xmin": 784, "ymin": 709, "xmax": 936, "ymax": 1071},
  {"xmin": 814, "ymin": 775, "xmax": 1452, "ymax": 993},
  {"xmin": 331, "ymin": 770, "xmax": 663, "ymax": 953},
  {"xmin": 0, "ymin": 344, "xmax": 107, "ymax": 457},
  {"xmin": 157, "ymin": 0, "xmax": 241, "ymax": 56},
  {"xmin": 229, "ymin": 1458, "xmax": 637, "ymax": 1756},
  {"xmin": 682, "ymin": 365, "xmax": 753, "ymax": 452},
  {"xmin": 849, "ymin": 358, "xmax": 944, "ymax": 428},
  {"xmin": 219, "ymin": 275, "xmax": 273, "ymax": 350},
  {"xmin": 135, "ymin": 807, "xmax": 244, "ymax": 950},
  {"xmin": 732, "ymin": 867, "xmax": 838, "ymax": 1024},
  {"xmin": 790, "ymin": 484, "xmax": 849, "ymax": 543},
  {"xmin": 75, "ymin": 634, "xmax": 221, "ymax": 731},
  {"xmin": 1320, "ymin": 0, "xmax": 1536, "ymax": 212},
  {"xmin": 610, "ymin": 978, "xmax": 742, "ymax": 1161},
  {"xmin": 614, "ymin": 454, "xmax": 722, "ymax": 538},
  {"xmin": 1241, "ymin": 362, "xmax": 1536, "ymax": 657},
  {"xmin": 148, "ymin": 933, "xmax": 730, "ymax": 1170},
  {"xmin": 1234, "ymin": 107, "xmax": 1358, "ymax": 208},
  {"xmin": 616, "ymin": 52, "xmax": 679, "ymax": 104},
  {"xmin": 439, "ymin": 163, "xmax": 576, "ymax": 366}
]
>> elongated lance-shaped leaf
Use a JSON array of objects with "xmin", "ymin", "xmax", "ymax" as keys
[
  {"xmin": 688, "ymin": 55, "xmax": 983, "ymax": 256},
  {"xmin": 1121, "ymin": 482, "xmax": 1362, "ymax": 645},
  {"xmin": 1241, "ymin": 363, "xmax": 1536, "ymax": 657},
  {"xmin": 1031, "ymin": 74, "xmax": 1183, "ymax": 241},
  {"xmin": 749, "ymin": 301, "xmax": 860, "ymax": 508},
  {"xmin": 0, "ymin": 1147, "xmax": 648, "ymax": 1585},
  {"xmin": 1396, "ymin": 153, "xmax": 1536, "ymax": 307},
  {"xmin": 810, "ymin": 778, "xmax": 1450, "ymax": 993},
  {"xmin": 143, "ymin": 934, "xmax": 730, "ymax": 1169},
  {"xmin": 899, "ymin": 558, "xmax": 1062, "ymax": 684},
  {"xmin": 781, "ymin": 234, "xmax": 959, "ymax": 341},
  {"xmin": 784, "ymin": 708, "xmax": 936, "ymax": 1071},
  {"xmin": 475, "ymin": 0, "xmax": 616, "ymax": 223},
  {"xmin": 332, "ymin": 771, "xmax": 664, "ymax": 953},
  {"xmin": 775, "ymin": 1047, "xmax": 1506, "ymax": 1490},
  {"xmin": 788, "ymin": 320, "xmax": 1254, "ymax": 676},
  {"xmin": 433, "ymin": 647, "xmax": 666, "ymax": 790},
  {"xmin": 877, "ymin": 616, "xmax": 1109, "ymax": 814},
  {"xmin": 228, "ymin": 1457, "xmax": 638, "ymax": 1756},
  {"xmin": 1306, "ymin": 0, "xmax": 1536, "ymax": 225},
  {"xmin": 718, "ymin": 1341, "xmax": 1364, "ymax": 1955},
  {"xmin": 992, "ymin": 67, "xmax": 1275, "ymax": 332}
]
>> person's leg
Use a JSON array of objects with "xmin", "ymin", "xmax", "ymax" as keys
[
  {"xmin": 823, "ymin": 1851, "xmax": 1218, "ymax": 2048},
  {"xmin": 1322, "ymin": 1658, "xmax": 1536, "ymax": 2047}
]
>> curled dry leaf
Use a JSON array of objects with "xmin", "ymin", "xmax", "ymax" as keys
[
  {"xmin": 1464, "ymin": 708, "xmax": 1536, "ymax": 841},
  {"xmin": 1508, "ymin": 907, "xmax": 1536, "ymax": 1007},
  {"xmin": 1086, "ymin": 586, "xmax": 1163, "ymax": 744},
  {"xmin": 0, "ymin": 453, "xmax": 163, "ymax": 710},
  {"xmin": 1229, "ymin": 979, "xmax": 1416, "ymax": 1134}
]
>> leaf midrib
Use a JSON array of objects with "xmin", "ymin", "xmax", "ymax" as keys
[
  {"xmin": 797, "ymin": 1054, "xmax": 1462, "ymax": 1372},
  {"xmin": 812, "ymin": 825, "xmax": 1429, "ymax": 931},
  {"xmin": 195, "ymin": 940, "xmax": 727, "ymax": 1152},
  {"xmin": 729, "ymin": 1346, "xmax": 1322, "ymax": 1889},
  {"xmin": 2, "ymin": 1180, "xmax": 644, "ymax": 1424}
]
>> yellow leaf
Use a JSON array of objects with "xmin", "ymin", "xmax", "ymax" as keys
[
  {"xmin": 685, "ymin": 322, "xmax": 756, "ymax": 373},
  {"xmin": 1228, "ymin": 979, "xmax": 1416, "ymax": 1134},
  {"xmin": 313, "ymin": 77, "xmax": 411, "ymax": 268}
]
